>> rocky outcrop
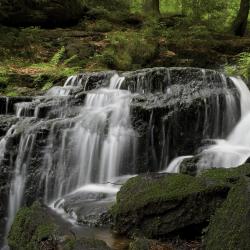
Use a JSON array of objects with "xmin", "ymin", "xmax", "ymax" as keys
[
  {"xmin": 203, "ymin": 177, "xmax": 250, "ymax": 250},
  {"xmin": 111, "ymin": 173, "xmax": 230, "ymax": 239},
  {"xmin": 8, "ymin": 202, "xmax": 111, "ymax": 250},
  {"xmin": 0, "ymin": 0, "xmax": 86, "ymax": 28},
  {"xmin": 0, "ymin": 67, "xmax": 242, "ymax": 246}
]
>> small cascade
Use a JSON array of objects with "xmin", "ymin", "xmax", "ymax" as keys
[
  {"xmin": 43, "ymin": 74, "xmax": 136, "ymax": 204},
  {"xmin": 166, "ymin": 77, "xmax": 250, "ymax": 173},
  {"xmin": 6, "ymin": 131, "xmax": 36, "ymax": 237},
  {"xmin": 165, "ymin": 156, "xmax": 193, "ymax": 173},
  {"xmin": 46, "ymin": 75, "xmax": 83, "ymax": 96},
  {"xmin": 197, "ymin": 77, "xmax": 250, "ymax": 169}
]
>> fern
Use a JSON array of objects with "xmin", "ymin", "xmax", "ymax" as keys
[{"xmin": 50, "ymin": 46, "xmax": 66, "ymax": 66}]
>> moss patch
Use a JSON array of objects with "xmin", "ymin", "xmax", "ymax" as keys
[
  {"xmin": 114, "ymin": 174, "xmax": 212, "ymax": 213},
  {"xmin": 112, "ymin": 173, "xmax": 229, "ymax": 238},
  {"xmin": 200, "ymin": 163, "xmax": 250, "ymax": 184},
  {"xmin": 204, "ymin": 177, "xmax": 250, "ymax": 250},
  {"xmin": 8, "ymin": 202, "xmax": 58, "ymax": 250}
]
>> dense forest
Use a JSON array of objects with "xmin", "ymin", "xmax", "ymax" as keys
[
  {"xmin": 0, "ymin": 0, "xmax": 249, "ymax": 96},
  {"xmin": 0, "ymin": 1, "xmax": 250, "ymax": 250}
]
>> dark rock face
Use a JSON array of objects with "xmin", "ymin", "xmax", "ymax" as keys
[
  {"xmin": 204, "ymin": 177, "xmax": 250, "ymax": 250},
  {"xmin": 0, "ymin": 0, "xmax": 86, "ymax": 28},
  {"xmin": 111, "ymin": 173, "xmax": 230, "ymax": 239}
]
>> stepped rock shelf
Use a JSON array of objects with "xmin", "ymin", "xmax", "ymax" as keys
[{"xmin": 0, "ymin": 67, "xmax": 249, "ymax": 249}]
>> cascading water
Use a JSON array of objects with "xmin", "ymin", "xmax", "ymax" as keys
[
  {"xmin": 197, "ymin": 77, "xmax": 250, "ymax": 170},
  {"xmin": 0, "ymin": 67, "xmax": 247, "ymax": 249},
  {"xmin": 166, "ymin": 76, "xmax": 250, "ymax": 172},
  {"xmin": 43, "ymin": 74, "xmax": 136, "ymax": 204},
  {"xmin": 1, "ymin": 73, "xmax": 136, "ymax": 248}
]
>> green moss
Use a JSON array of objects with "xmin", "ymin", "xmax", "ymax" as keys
[
  {"xmin": 200, "ymin": 163, "xmax": 250, "ymax": 184},
  {"xmin": 113, "ymin": 174, "xmax": 216, "ymax": 214},
  {"xmin": 8, "ymin": 202, "xmax": 58, "ymax": 250},
  {"xmin": 98, "ymin": 31, "xmax": 157, "ymax": 71},
  {"xmin": 6, "ymin": 91, "xmax": 18, "ymax": 97},
  {"xmin": 204, "ymin": 177, "xmax": 250, "ymax": 250}
]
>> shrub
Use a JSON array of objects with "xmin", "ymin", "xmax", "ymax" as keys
[{"xmin": 99, "ymin": 31, "xmax": 157, "ymax": 70}]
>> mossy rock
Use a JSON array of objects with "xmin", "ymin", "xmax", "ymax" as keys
[
  {"xmin": 200, "ymin": 163, "xmax": 250, "ymax": 184},
  {"xmin": 204, "ymin": 177, "xmax": 250, "ymax": 250},
  {"xmin": 8, "ymin": 202, "xmax": 58, "ymax": 250},
  {"xmin": 112, "ymin": 173, "xmax": 230, "ymax": 238},
  {"xmin": 63, "ymin": 237, "xmax": 111, "ymax": 250}
]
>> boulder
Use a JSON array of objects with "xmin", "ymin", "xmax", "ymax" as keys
[
  {"xmin": 111, "ymin": 173, "xmax": 230, "ymax": 239},
  {"xmin": 8, "ymin": 202, "xmax": 58, "ymax": 250},
  {"xmin": 0, "ymin": 0, "xmax": 86, "ymax": 28},
  {"xmin": 204, "ymin": 177, "xmax": 250, "ymax": 250},
  {"xmin": 8, "ymin": 202, "xmax": 111, "ymax": 250}
]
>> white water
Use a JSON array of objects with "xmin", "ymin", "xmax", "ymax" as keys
[
  {"xmin": 45, "ymin": 74, "xmax": 136, "ymax": 205},
  {"xmin": 165, "ymin": 156, "xmax": 193, "ymax": 173},
  {"xmin": 166, "ymin": 77, "xmax": 250, "ymax": 172},
  {"xmin": 5, "ymin": 132, "xmax": 36, "ymax": 238},
  {"xmin": 46, "ymin": 75, "xmax": 82, "ymax": 96}
]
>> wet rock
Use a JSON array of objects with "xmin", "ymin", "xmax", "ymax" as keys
[
  {"xmin": 179, "ymin": 156, "xmax": 200, "ymax": 176},
  {"xmin": 203, "ymin": 177, "xmax": 250, "ymax": 250},
  {"xmin": 59, "ymin": 190, "xmax": 115, "ymax": 226},
  {"xmin": 8, "ymin": 202, "xmax": 58, "ymax": 250},
  {"xmin": 0, "ymin": 116, "xmax": 19, "ymax": 138},
  {"xmin": 8, "ymin": 202, "xmax": 111, "ymax": 250},
  {"xmin": 111, "ymin": 173, "xmax": 230, "ymax": 239}
]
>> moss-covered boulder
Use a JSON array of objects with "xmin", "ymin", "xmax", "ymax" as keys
[
  {"xmin": 8, "ymin": 202, "xmax": 58, "ymax": 250},
  {"xmin": 111, "ymin": 173, "xmax": 230, "ymax": 239},
  {"xmin": 204, "ymin": 177, "xmax": 250, "ymax": 250},
  {"xmin": 8, "ymin": 202, "xmax": 112, "ymax": 250},
  {"xmin": 200, "ymin": 163, "xmax": 250, "ymax": 184}
]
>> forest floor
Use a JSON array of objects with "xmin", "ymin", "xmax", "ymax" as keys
[{"xmin": 0, "ymin": 14, "xmax": 250, "ymax": 96}]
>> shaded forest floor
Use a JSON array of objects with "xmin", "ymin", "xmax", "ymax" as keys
[{"xmin": 0, "ymin": 14, "xmax": 250, "ymax": 96}]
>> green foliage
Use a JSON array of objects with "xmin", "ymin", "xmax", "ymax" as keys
[
  {"xmin": 81, "ymin": 0, "xmax": 130, "ymax": 12},
  {"xmin": 98, "ymin": 31, "xmax": 157, "ymax": 70},
  {"xmin": 42, "ymin": 81, "xmax": 53, "ymax": 91},
  {"xmin": 225, "ymin": 52, "xmax": 250, "ymax": 80},
  {"xmin": 6, "ymin": 90, "xmax": 18, "ymax": 97},
  {"xmin": 50, "ymin": 46, "xmax": 66, "ymax": 66},
  {"xmin": 86, "ymin": 20, "xmax": 113, "ymax": 32}
]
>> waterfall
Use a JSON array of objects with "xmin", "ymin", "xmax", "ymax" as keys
[
  {"xmin": 1, "ymin": 68, "xmax": 247, "ymax": 249},
  {"xmin": 166, "ymin": 77, "xmax": 250, "ymax": 172},
  {"xmin": 197, "ymin": 77, "xmax": 250, "ymax": 169},
  {"xmin": 43, "ymin": 74, "xmax": 136, "ymax": 203},
  {"xmin": 0, "ymin": 73, "xmax": 136, "ymax": 248}
]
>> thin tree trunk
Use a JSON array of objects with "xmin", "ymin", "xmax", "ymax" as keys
[
  {"xmin": 143, "ymin": 0, "xmax": 160, "ymax": 15},
  {"xmin": 232, "ymin": 0, "xmax": 250, "ymax": 36}
]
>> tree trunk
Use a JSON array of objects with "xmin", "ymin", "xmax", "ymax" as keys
[
  {"xmin": 143, "ymin": 0, "xmax": 160, "ymax": 15},
  {"xmin": 232, "ymin": 0, "xmax": 250, "ymax": 36}
]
